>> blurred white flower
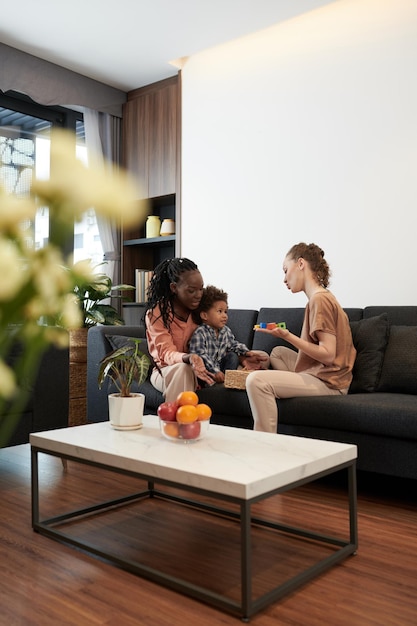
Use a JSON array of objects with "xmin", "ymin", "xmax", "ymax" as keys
[
  {"xmin": 0, "ymin": 188, "xmax": 36, "ymax": 234},
  {"xmin": 0, "ymin": 128, "xmax": 145, "ymax": 446},
  {"xmin": 31, "ymin": 128, "xmax": 148, "ymax": 227},
  {"xmin": 0, "ymin": 360, "xmax": 16, "ymax": 399},
  {"xmin": 0, "ymin": 238, "xmax": 28, "ymax": 300}
]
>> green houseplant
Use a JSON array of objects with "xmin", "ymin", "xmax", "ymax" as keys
[
  {"xmin": 74, "ymin": 264, "xmax": 135, "ymax": 327},
  {"xmin": 98, "ymin": 338, "xmax": 151, "ymax": 429},
  {"xmin": 98, "ymin": 338, "xmax": 150, "ymax": 397},
  {"xmin": 68, "ymin": 262, "xmax": 135, "ymax": 425}
]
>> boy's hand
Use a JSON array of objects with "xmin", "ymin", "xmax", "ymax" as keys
[{"xmin": 241, "ymin": 351, "xmax": 269, "ymax": 370}]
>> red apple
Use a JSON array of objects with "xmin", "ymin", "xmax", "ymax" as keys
[
  {"xmin": 157, "ymin": 402, "xmax": 178, "ymax": 421},
  {"xmin": 180, "ymin": 421, "xmax": 201, "ymax": 440}
]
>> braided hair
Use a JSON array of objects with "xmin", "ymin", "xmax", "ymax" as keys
[
  {"xmin": 286, "ymin": 242, "xmax": 331, "ymax": 288},
  {"xmin": 146, "ymin": 258, "xmax": 199, "ymax": 328}
]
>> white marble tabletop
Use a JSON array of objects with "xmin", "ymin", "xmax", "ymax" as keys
[{"xmin": 30, "ymin": 415, "xmax": 357, "ymax": 500}]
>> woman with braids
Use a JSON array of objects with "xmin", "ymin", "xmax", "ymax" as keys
[
  {"xmin": 145, "ymin": 257, "xmax": 214, "ymax": 401},
  {"xmin": 246, "ymin": 243, "xmax": 356, "ymax": 433}
]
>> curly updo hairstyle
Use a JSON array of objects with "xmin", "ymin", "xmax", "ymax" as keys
[{"xmin": 287, "ymin": 242, "xmax": 331, "ymax": 288}]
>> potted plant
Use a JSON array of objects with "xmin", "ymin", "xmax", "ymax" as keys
[
  {"xmin": 68, "ymin": 261, "xmax": 135, "ymax": 425},
  {"xmin": 98, "ymin": 338, "xmax": 151, "ymax": 430},
  {"xmin": 73, "ymin": 262, "xmax": 135, "ymax": 328}
]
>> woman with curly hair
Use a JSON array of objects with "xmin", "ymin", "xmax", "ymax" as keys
[
  {"xmin": 246, "ymin": 242, "xmax": 356, "ymax": 433},
  {"xmin": 145, "ymin": 257, "xmax": 214, "ymax": 401}
]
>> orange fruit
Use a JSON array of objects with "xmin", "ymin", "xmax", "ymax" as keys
[
  {"xmin": 176, "ymin": 390, "xmax": 199, "ymax": 407},
  {"xmin": 176, "ymin": 404, "xmax": 198, "ymax": 423},
  {"xmin": 196, "ymin": 403, "xmax": 212, "ymax": 421},
  {"xmin": 163, "ymin": 422, "xmax": 180, "ymax": 438}
]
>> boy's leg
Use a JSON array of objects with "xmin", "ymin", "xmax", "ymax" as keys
[{"xmin": 220, "ymin": 351, "xmax": 240, "ymax": 372}]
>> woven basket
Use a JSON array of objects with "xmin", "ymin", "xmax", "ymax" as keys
[{"xmin": 224, "ymin": 369, "xmax": 251, "ymax": 390}]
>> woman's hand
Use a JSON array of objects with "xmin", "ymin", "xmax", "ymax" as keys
[
  {"xmin": 241, "ymin": 351, "xmax": 269, "ymax": 370},
  {"xmin": 188, "ymin": 354, "xmax": 216, "ymax": 386},
  {"xmin": 255, "ymin": 326, "xmax": 290, "ymax": 339}
]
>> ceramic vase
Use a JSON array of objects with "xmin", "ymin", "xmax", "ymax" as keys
[
  {"xmin": 159, "ymin": 218, "xmax": 175, "ymax": 236},
  {"xmin": 145, "ymin": 215, "xmax": 161, "ymax": 238}
]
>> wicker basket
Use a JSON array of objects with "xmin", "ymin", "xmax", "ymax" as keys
[{"xmin": 224, "ymin": 369, "xmax": 251, "ymax": 390}]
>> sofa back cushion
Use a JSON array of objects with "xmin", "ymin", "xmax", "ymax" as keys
[
  {"xmin": 226, "ymin": 309, "xmax": 259, "ymax": 348},
  {"xmin": 363, "ymin": 306, "xmax": 417, "ymax": 325},
  {"xmin": 252, "ymin": 308, "xmax": 305, "ymax": 353},
  {"xmin": 349, "ymin": 313, "xmax": 390, "ymax": 393},
  {"xmin": 377, "ymin": 325, "xmax": 417, "ymax": 394}
]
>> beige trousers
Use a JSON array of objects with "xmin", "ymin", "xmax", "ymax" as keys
[
  {"xmin": 246, "ymin": 346, "xmax": 344, "ymax": 433},
  {"xmin": 150, "ymin": 363, "xmax": 197, "ymax": 403}
]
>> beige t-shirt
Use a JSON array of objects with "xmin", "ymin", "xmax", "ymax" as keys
[{"xmin": 295, "ymin": 291, "xmax": 356, "ymax": 391}]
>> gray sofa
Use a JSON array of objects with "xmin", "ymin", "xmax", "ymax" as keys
[
  {"xmin": 2, "ymin": 344, "xmax": 69, "ymax": 447},
  {"xmin": 87, "ymin": 306, "xmax": 417, "ymax": 480}
]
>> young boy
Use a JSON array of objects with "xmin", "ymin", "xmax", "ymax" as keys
[{"xmin": 189, "ymin": 285, "xmax": 269, "ymax": 383}]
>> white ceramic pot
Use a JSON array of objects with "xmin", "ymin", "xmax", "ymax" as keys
[
  {"xmin": 159, "ymin": 218, "xmax": 175, "ymax": 236},
  {"xmin": 108, "ymin": 393, "xmax": 145, "ymax": 430}
]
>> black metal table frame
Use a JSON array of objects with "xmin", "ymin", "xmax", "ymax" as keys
[{"xmin": 31, "ymin": 446, "xmax": 358, "ymax": 621}]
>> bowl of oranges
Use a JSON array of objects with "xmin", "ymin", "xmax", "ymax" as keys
[{"xmin": 157, "ymin": 391, "xmax": 212, "ymax": 443}]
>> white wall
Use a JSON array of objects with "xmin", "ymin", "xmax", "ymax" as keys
[{"xmin": 180, "ymin": 0, "xmax": 417, "ymax": 310}]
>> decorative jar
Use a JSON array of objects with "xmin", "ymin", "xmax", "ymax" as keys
[
  {"xmin": 145, "ymin": 215, "xmax": 161, "ymax": 238},
  {"xmin": 159, "ymin": 218, "xmax": 175, "ymax": 236}
]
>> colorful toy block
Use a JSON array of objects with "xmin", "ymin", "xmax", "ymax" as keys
[{"xmin": 253, "ymin": 322, "xmax": 286, "ymax": 330}]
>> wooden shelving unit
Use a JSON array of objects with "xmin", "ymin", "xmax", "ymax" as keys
[{"xmin": 121, "ymin": 76, "xmax": 180, "ymax": 321}]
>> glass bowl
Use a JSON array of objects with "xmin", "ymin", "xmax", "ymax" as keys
[{"xmin": 159, "ymin": 418, "xmax": 210, "ymax": 443}]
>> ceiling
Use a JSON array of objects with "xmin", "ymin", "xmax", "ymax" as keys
[{"xmin": 1, "ymin": 0, "xmax": 336, "ymax": 92}]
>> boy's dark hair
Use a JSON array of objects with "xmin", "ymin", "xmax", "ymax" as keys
[{"xmin": 192, "ymin": 285, "xmax": 228, "ymax": 323}]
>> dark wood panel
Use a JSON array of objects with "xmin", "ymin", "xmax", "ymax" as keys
[
  {"xmin": 148, "ymin": 82, "xmax": 177, "ymax": 198},
  {"xmin": 122, "ymin": 94, "xmax": 149, "ymax": 195},
  {"xmin": 1, "ymin": 444, "xmax": 417, "ymax": 625},
  {"xmin": 123, "ymin": 75, "xmax": 178, "ymax": 198}
]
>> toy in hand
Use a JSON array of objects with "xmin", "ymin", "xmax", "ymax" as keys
[{"xmin": 253, "ymin": 322, "xmax": 286, "ymax": 330}]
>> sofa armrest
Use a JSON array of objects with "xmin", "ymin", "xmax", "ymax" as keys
[
  {"xmin": 33, "ymin": 345, "xmax": 69, "ymax": 433},
  {"xmin": 5, "ymin": 344, "xmax": 69, "ymax": 447}
]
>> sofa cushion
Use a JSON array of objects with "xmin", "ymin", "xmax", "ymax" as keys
[
  {"xmin": 349, "ymin": 313, "xmax": 390, "ymax": 393},
  {"xmin": 363, "ymin": 306, "xmax": 417, "ymax": 325},
  {"xmin": 377, "ymin": 326, "xmax": 417, "ymax": 394},
  {"xmin": 226, "ymin": 309, "xmax": 259, "ymax": 349},
  {"xmin": 278, "ymin": 392, "xmax": 417, "ymax": 440},
  {"xmin": 252, "ymin": 308, "xmax": 305, "ymax": 353}
]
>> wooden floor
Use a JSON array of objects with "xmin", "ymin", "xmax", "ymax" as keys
[{"xmin": 0, "ymin": 444, "xmax": 416, "ymax": 626}]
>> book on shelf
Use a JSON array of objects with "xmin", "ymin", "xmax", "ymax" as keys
[{"xmin": 135, "ymin": 269, "xmax": 153, "ymax": 303}]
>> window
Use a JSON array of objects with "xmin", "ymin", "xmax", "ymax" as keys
[{"xmin": 0, "ymin": 91, "xmax": 103, "ymax": 263}]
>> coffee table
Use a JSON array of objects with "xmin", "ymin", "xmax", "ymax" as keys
[{"xmin": 30, "ymin": 415, "xmax": 357, "ymax": 620}]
